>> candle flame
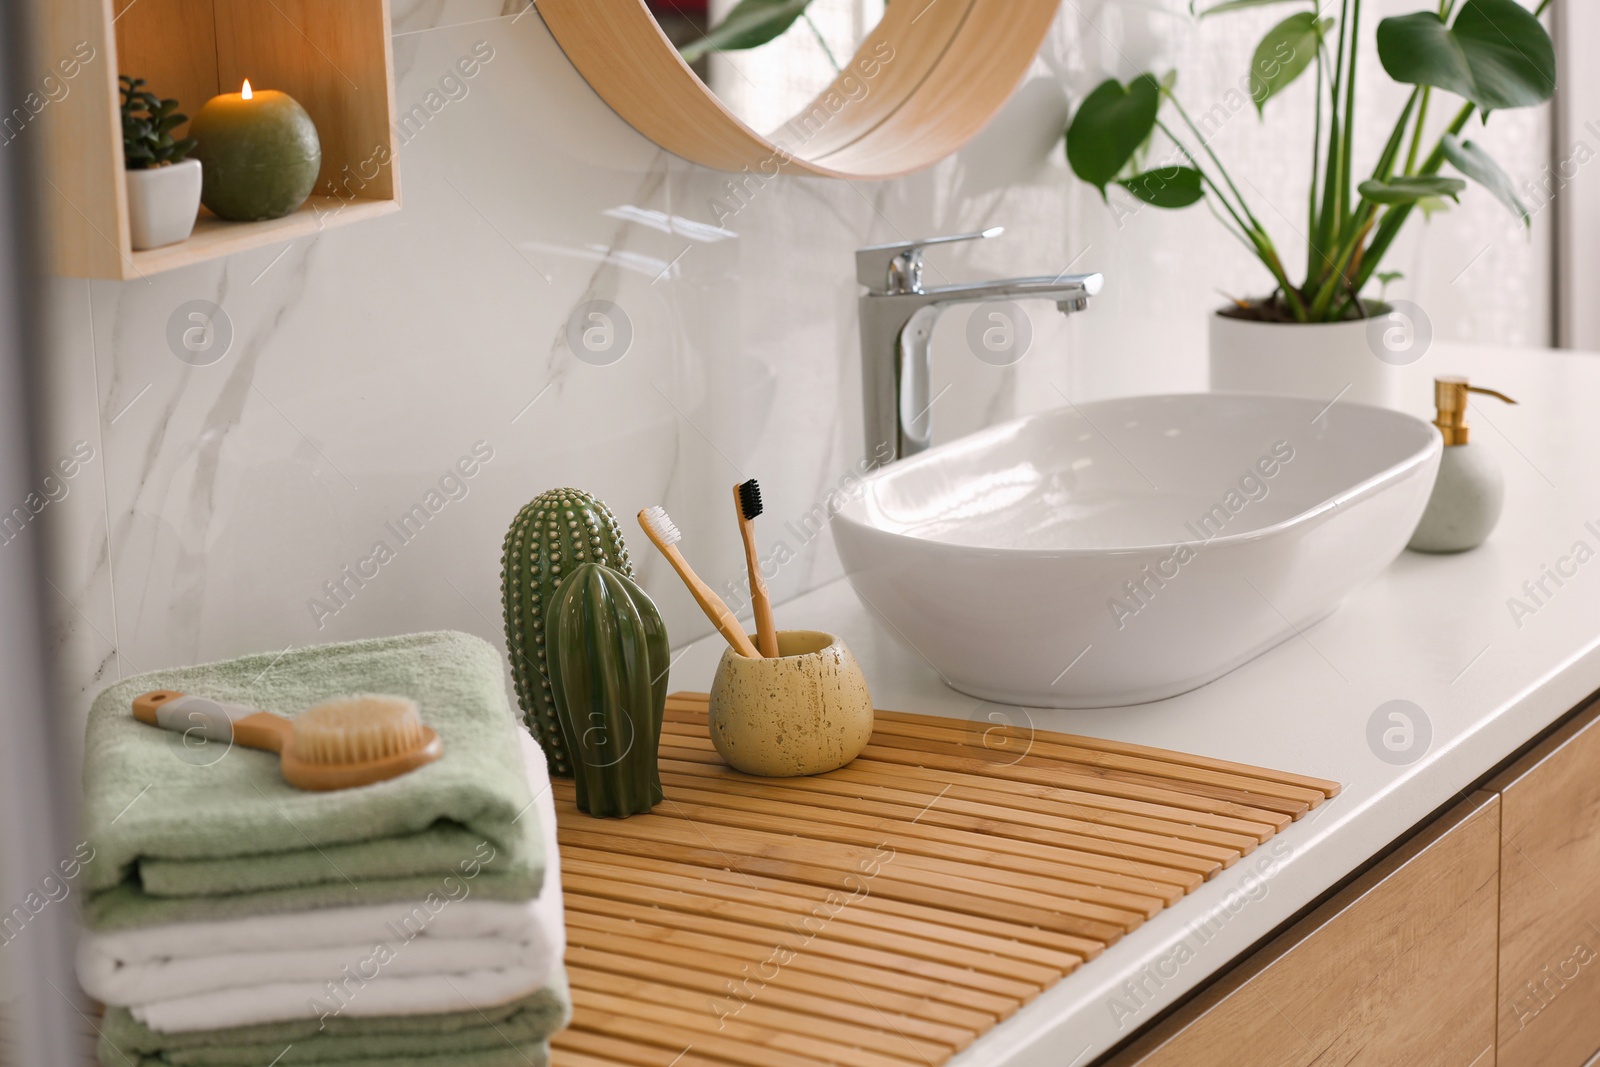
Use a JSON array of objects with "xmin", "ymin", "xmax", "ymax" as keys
[{"xmin": 241, "ymin": 79, "xmax": 253, "ymax": 100}]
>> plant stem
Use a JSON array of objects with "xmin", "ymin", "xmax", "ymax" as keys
[
  {"xmin": 802, "ymin": 14, "xmax": 841, "ymax": 72},
  {"xmin": 1306, "ymin": 89, "xmax": 1417, "ymax": 319},
  {"xmin": 1347, "ymin": 213, "xmax": 1378, "ymax": 278},
  {"xmin": 1307, "ymin": 224, "xmax": 1364, "ymax": 319},
  {"xmin": 1337, "ymin": 0, "xmax": 1362, "ymax": 243},
  {"xmin": 1159, "ymin": 119, "xmax": 1306, "ymax": 320},
  {"xmin": 1314, "ymin": 0, "xmax": 1352, "ymax": 287},
  {"xmin": 1156, "ymin": 119, "xmax": 1253, "ymax": 239},
  {"xmin": 1404, "ymin": 87, "xmax": 1432, "ymax": 175},
  {"xmin": 1329, "ymin": 261, "xmax": 1370, "ymax": 321},
  {"xmin": 1306, "ymin": 47, "xmax": 1327, "ymax": 285},
  {"xmin": 1204, "ymin": 194, "xmax": 1264, "ymax": 259},
  {"xmin": 1353, "ymin": 101, "xmax": 1474, "ymax": 293},
  {"xmin": 1166, "ymin": 93, "xmax": 1271, "ymax": 241},
  {"xmin": 1373, "ymin": 90, "xmax": 1419, "ymax": 182},
  {"xmin": 1215, "ymin": 194, "xmax": 1307, "ymax": 321}
]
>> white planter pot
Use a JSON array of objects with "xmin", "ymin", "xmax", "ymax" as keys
[
  {"xmin": 125, "ymin": 159, "xmax": 202, "ymax": 251},
  {"xmin": 1209, "ymin": 308, "xmax": 1417, "ymax": 409}
]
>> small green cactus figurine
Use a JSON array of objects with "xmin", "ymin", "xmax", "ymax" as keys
[
  {"xmin": 500, "ymin": 488, "xmax": 634, "ymax": 777},
  {"xmin": 547, "ymin": 563, "xmax": 669, "ymax": 817}
]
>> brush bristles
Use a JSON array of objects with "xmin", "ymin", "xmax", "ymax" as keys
[
  {"xmin": 737, "ymin": 479, "xmax": 763, "ymax": 520},
  {"xmin": 640, "ymin": 505, "xmax": 681, "ymax": 546},
  {"xmin": 293, "ymin": 695, "xmax": 425, "ymax": 765}
]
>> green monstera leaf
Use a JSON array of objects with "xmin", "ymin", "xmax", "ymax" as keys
[
  {"xmin": 1377, "ymin": 0, "xmax": 1555, "ymax": 114},
  {"xmin": 1359, "ymin": 175, "xmax": 1467, "ymax": 205},
  {"xmin": 1120, "ymin": 166, "xmax": 1205, "ymax": 208},
  {"xmin": 680, "ymin": 0, "xmax": 813, "ymax": 63},
  {"xmin": 1442, "ymin": 134, "xmax": 1530, "ymax": 224},
  {"xmin": 1248, "ymin": 12, "xmax": 1330, "ymax": 114},
  {"xmin": 1066, "ymin": 75, "xmax": 1162, "ymax": 194}
]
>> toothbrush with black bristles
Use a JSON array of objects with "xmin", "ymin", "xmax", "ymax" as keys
[{"xmin": 735, "ymin": 479, "xmax": 779, "ymax": 658}]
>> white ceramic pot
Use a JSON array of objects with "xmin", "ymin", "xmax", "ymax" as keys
[
  {"xmin": 125, "ymin": 159, "xmax": 202, "ymax": 251},
  {"xmin": 1209, "ymin": 307, "xmax": 1420, "ymax": 409}
]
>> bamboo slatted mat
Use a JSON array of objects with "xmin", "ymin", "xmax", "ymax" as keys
[{"xmin": 551, "ymin": 693, "xmax": 1338, "ymax": 1067}]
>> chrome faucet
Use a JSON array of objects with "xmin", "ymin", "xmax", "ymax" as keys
[{"xmin": 856, "ymin": 227, "xmax": 1103, "ymax": 462}]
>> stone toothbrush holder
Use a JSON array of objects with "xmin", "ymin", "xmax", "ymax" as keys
[{"xmin": 707, "ymin": 630, "xmax": 874, "ymax": 777}]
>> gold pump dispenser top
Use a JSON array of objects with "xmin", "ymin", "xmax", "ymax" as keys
[{"xmin": 1432, "ymin": 376, "xmax": 1516, "ymax": 446}]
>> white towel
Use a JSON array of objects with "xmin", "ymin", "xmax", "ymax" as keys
[
  {"xmin": 77, "ymin": 731, "xmax": 565, "ymax": 1033},
  {"xmin": 131, "ymin": 963, "xmax": 555, "ymax": 1033}
]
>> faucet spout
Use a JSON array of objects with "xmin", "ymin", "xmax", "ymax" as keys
[
  {"xmin": 918, "ymin": 273, "xmax": 1105, "ymax": 307},
  {"xmin": 856, "ymin": 229, "xmax": 1103, "ymax": 463}
]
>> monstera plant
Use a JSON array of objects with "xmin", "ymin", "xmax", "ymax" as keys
[{"xmin": 1065, "ymin": 0, "xmax": 1555, "ymax": 325}]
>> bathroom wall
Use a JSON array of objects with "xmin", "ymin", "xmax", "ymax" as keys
[{"xmin": 35, "ymin": 0, "xmax": 1551, "ymax": 763}]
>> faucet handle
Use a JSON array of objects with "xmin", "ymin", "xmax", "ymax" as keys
[{"xmin": 855, "ymin": 226, "xmax": 1004, "ymax": 295}]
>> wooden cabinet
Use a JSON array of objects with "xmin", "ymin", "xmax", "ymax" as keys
[
  {"xmin": 1111, "ymin": 693, "xmax": 1600, "ymax": 1067},
  {"xmin": 1109, "ymin": 792, "xmax": 1501, "ymax": 1067},
  {"xmin": 1490, "ymin": 698, "xmax": 1600, "ymax": 1067}
]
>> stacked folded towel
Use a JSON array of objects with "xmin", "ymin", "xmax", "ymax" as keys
[{"xmin": 76, "ymin": 632, "xmax": 570, "ymax": 1067}]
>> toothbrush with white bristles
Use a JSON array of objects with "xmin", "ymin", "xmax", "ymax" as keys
[{"xmin": 638, "ymin": 506, "xmax": 761, "ymax": 659}]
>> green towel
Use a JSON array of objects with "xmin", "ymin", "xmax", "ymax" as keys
[
  {"xmin": 110, "ymin": 1045, "xmax": 550, "ymax": 1067},
  {"xmin": 82, "ymin": 632, "xmax": 543, "ymax": 930},
  {"xmin": 99, "ymin": 981, "xmax": 569, "ymax": 1067}
]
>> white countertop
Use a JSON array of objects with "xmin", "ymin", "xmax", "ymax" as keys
[{"xmin": 667, "ymin": 342, "xmax": 1600, "ymax": 1066}]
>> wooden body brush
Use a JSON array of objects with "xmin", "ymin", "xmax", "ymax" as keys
[
  {"xmin": 638, "ymin": 505, "xmax": 761, "ymax": 659},
  {"xmin": 132, "ymin": 691, "xmax": 443, "ymax": 790},
  {"xmin": 734, "ymin": 480, "xmax": 779, "ymax": 658}
]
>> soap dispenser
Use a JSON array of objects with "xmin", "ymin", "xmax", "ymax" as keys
[{"xmin": 1408, "ymin": 376, "xmax": 1517, "ymax": 553}]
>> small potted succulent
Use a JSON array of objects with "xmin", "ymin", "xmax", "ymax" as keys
[
  {"xmin": 1063, "ymin": 0, "xmax": 1555, "ymax": 407},
  {"xmin": 120, "ymin": 76, "xmax": 201, "ymax": 251}
]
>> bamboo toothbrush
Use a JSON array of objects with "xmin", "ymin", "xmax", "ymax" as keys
[
  {"xmin": 131, "ymin": 691, "xmax": 443, "ymax": 790},
  {"xmin": 638, "ymin": 505, "xmax": 761, "ymax": 659},
  {"xmin": 734, "ymin": 479, "xmax": 779, "ymax": 658}
]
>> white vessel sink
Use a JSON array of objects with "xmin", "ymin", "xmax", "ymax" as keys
[{"xmin": 831, "ymin": 393, "xmax": 1442, "ymax": 708}]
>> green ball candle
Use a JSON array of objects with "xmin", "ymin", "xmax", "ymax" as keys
[{"xmin": 190, "ymin": 80, "xmax": 321, "ymax": 222}]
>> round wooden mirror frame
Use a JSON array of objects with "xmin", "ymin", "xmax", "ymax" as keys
[{"xmin": 538, "ymin": 0, "xmax": 1061, "ymax": 180}]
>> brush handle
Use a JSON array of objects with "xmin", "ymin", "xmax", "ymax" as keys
[
  {"xmin": 636, "ymin": 528, "xmax": 760, "ymax": 659},
  {"xmin": 131, "ymin": 690, "xmax": 443, "ymax": 791},
  {"xmin": 663, "ymin": 542, "xmax": 761, "ymax": 659},
  {"xmin": 734, "ymin": 495, "xmax": 779, "ymax": 658},
  {"xmin": 131, "ymin": 690, "xmax": 292, "ymax": 752}
]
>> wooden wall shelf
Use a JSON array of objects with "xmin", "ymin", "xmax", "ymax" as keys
[
  {"xmin": 129, "ymin": 197, "xmax": 397, "ymax": 278},
  {"xmin": 37, "ymin": 0, "xmax": 400, "ymax": 280}
]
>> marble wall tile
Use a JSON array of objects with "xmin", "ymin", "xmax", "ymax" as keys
[
  {"xmin": 39, "ymin": 2, "xmax": 1553, "ymax": 729},
  {"xmin": 34, "ymin": 281, "xmax": 120, "ymax": 782}
]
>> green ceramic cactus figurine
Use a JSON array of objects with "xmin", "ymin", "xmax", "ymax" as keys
[
  {"xmin": 500, "ymin": 488, "xmax": 634, "ymax": 777},
  {"xmin": 546, "ymin": 563, "xmax": 669, "ymax": 817}
]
